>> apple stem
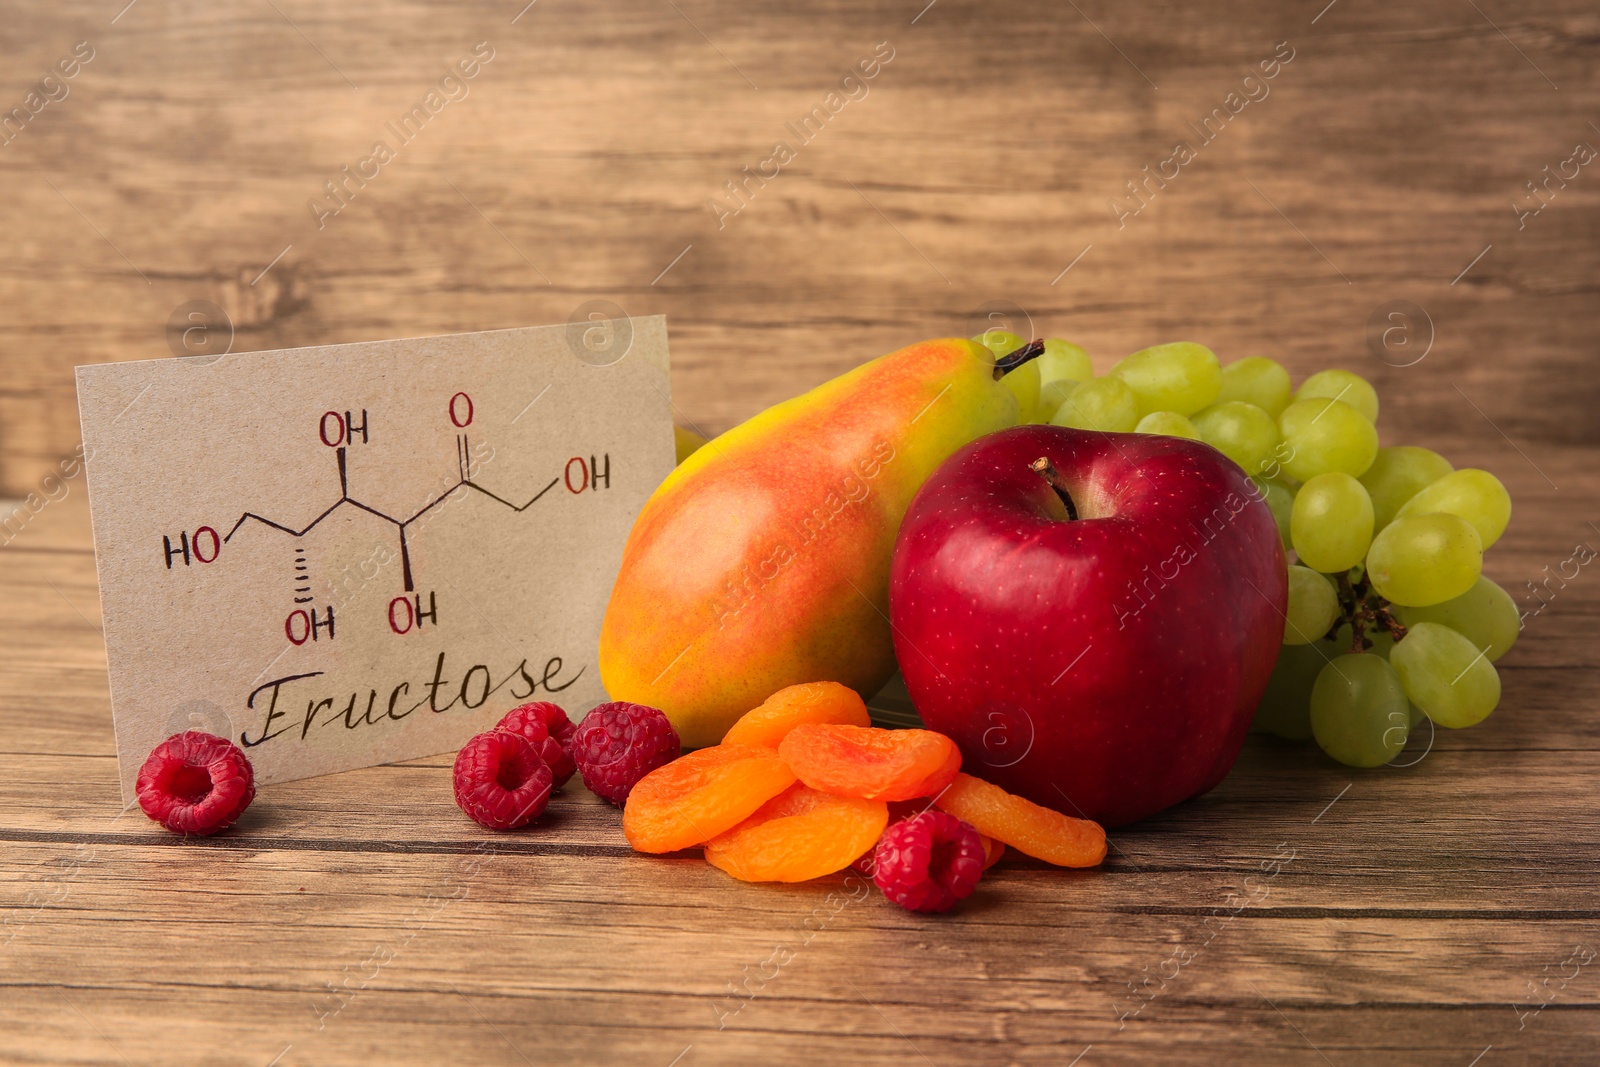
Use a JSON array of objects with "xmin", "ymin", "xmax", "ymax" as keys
[
  {"xmin": 993, "ymin": 339, "xmax": 1046, "ymax": 380},
  {"xmin": 1029, "ymin": 457, "xmax": 1079, "ymax": 520}
]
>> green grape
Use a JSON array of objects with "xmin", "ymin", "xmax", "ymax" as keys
[
  {"xmin": 1389, "ymin": 621, "xmax": 1500, "ymax": 728},
  {"xmin": 1366, "ymin": 513, "xmax": 1482, "ymax": 606},
  {"xmin": 1049, "ymin": 376, "xmax": 1140, "ymax": 432},
  {"xmin": 1284, "ymin": 565, "xmax": 1340, "ymax": 645},
  {"xmin": 1396, "ymin": 576, "xmax": 1519, "ymax": 662},
  {"xmin": 1250, "ymin": 476, "xmax": 1295, "ymax": 550},
  {"xmin": 1252, "ymin": 642, "xmax": 1325, "ymax": 740},
  {"xmin": 1407, "ymin": 701, "xmax": 1425, "ymax": 728},
  {"xmin": 973, "ymin": 329, "xmax": 1026, "ymax": 359},
  {"xmin": 1038, "ymin": 339, "xmax": 1093, "ymax": 384},
  {"xmin": 1107, "ymin": 342, "xmax": 1221, "ymax": 416},
  {"xmin": 1193, "ymin": 401, "xmax": 1281, "ymax": 475},
  {"xmin": 1359, "ymin": 446, "xmax": 1454, "ymax": 529},
  {"xmin": 1217, "ymin": 356, "xmax": 1292, "ymax": 417},
  {"xmin": 1310, "ymin": 653, "xmax": 1411, "ymax": 767},
  {"xmin": 1277, "ymin": 398, "xmax": 1379, "ymax": 481},
  {"xmin": 1135, "ymin": 411, "xmax": 1200, "ymax": 439},
  {"xmin": 1290, "ymin": 472, "xmax": 1374, "ymax": 573},
  {"xmin": 1000, "ymin": 360, "xmax": 1043, "ymax": 423},
  {"xmin": 1294, "ymin": 369, "xmax": 1380, "ymax": 423},
  {"xmin": 1394, "ymin": 468, "xmax": 1512, "ymax": 549},
  {"xmin": 1038, "ymin": 377, "xmax": 1080, "ymax": 420}
]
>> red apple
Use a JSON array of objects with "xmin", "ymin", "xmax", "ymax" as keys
[{"xmin": 888, "ymin": 424, "xmax": 1286, "ymax": 827}]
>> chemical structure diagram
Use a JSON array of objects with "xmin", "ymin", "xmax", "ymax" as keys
[{"xmin": 159, "ymin": 391, "xmax": 612, "ymax": 646}]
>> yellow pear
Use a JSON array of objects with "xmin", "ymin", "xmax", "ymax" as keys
[{"xmin": 599, "ymin": 337, "xmax": 1041, "ymax": 746}]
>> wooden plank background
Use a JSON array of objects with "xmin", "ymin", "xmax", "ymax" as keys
[
  {"xmin": 1, "ymin": 0, "xmax": 1598, "ymax": 492},
  {"xmin": 3, "ymin": 0, "xmax": 1599, "ymax": 1064}
]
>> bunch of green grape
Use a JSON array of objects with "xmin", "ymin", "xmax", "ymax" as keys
[{"xmin": 975, "ymin": 329, "xmax": 1516, "ymax": 769}]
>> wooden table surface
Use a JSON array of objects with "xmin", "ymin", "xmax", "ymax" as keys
[{"xmin": 4, "ymin": 1, "xmax": 1599, "ymax": 1064}]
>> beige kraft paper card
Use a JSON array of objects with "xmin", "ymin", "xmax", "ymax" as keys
[{"xmin": 76, "ymin": 318, "xmax": 674, "ymax": 801}]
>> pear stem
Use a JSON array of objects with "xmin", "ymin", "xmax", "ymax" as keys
[
  {"xmin": 994, "ymin": 339, "xmax": 1046, "ymax": 380},
  {"xmin": 1029, "ymin": 456, "xmax": 1079, "ymax": 520}
]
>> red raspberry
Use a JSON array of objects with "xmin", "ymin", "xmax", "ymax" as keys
[
  {"xmin": 571, "ymin": 701, "xmax": 679, "ymax": 805},
  {"xmin": 453, "ymin": 730, "xmax": 553, "ymax": 830},
  {"xmin": 871, "ymin": 811, "xmax": 985, "ymax": 913},
  {"xmin": 852, "ymin": 800, "xmax": 929, "ymax": 875},
  {"xmin": 544, "ymin": 704, "xmax": 577, "ymax": 747},
  {"xmin": 496, "ymin": 701, "xmax": 576, "ymax": 787},
  {"xmin": 135, "ymin": 731, "xmax": 255, "ymax": 836}
]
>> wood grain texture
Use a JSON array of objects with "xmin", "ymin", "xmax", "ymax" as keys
[
  {"xmin": 3, "ymin": 439, "xmax": 1598, "ymax": 1065},
  {"xmin": 3, "ymin": 1, "xmax": 1600, "ymax": 1064},
  {"xmin": 1, "ymin": 0, "xmax": 1599, "ymax": 496}
]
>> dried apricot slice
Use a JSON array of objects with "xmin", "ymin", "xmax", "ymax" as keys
[
  {"xmin": 623, "ymin": 744, "xmax": 796, "ymax": 854},
  {"xmin": 705, "ymin": 784, "xmax": 888, "ymax": 883},
  {"xmin": 777, "ymin": 724, "xmax": 961, "ymax": 802},
  {"xmin": 979, "ymin": 834, "xmax": 1005, "ymax": 870},
  {"xmin": 934, "ymin": 773, "xmax": 1105, "ymax": 868},
  {"xmin": 721, "ymin": 681, "xmax": 872, "ymax": 748},
  {"xmin": 918, "ymin": 741, "xmax": 963, "ymax": 800}
]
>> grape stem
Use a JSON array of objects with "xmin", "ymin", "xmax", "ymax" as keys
[
  {"xmin": 1350, "ymin": 605, "xmax": 1369, "ymax": 653},
  {"xmin": 1374, "ymin": 603, "xmax": 1409, "ymax": 642},
  {"xmin": 1329, "ymin": 569, "xmax": 1409, "ymax": 653}
]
